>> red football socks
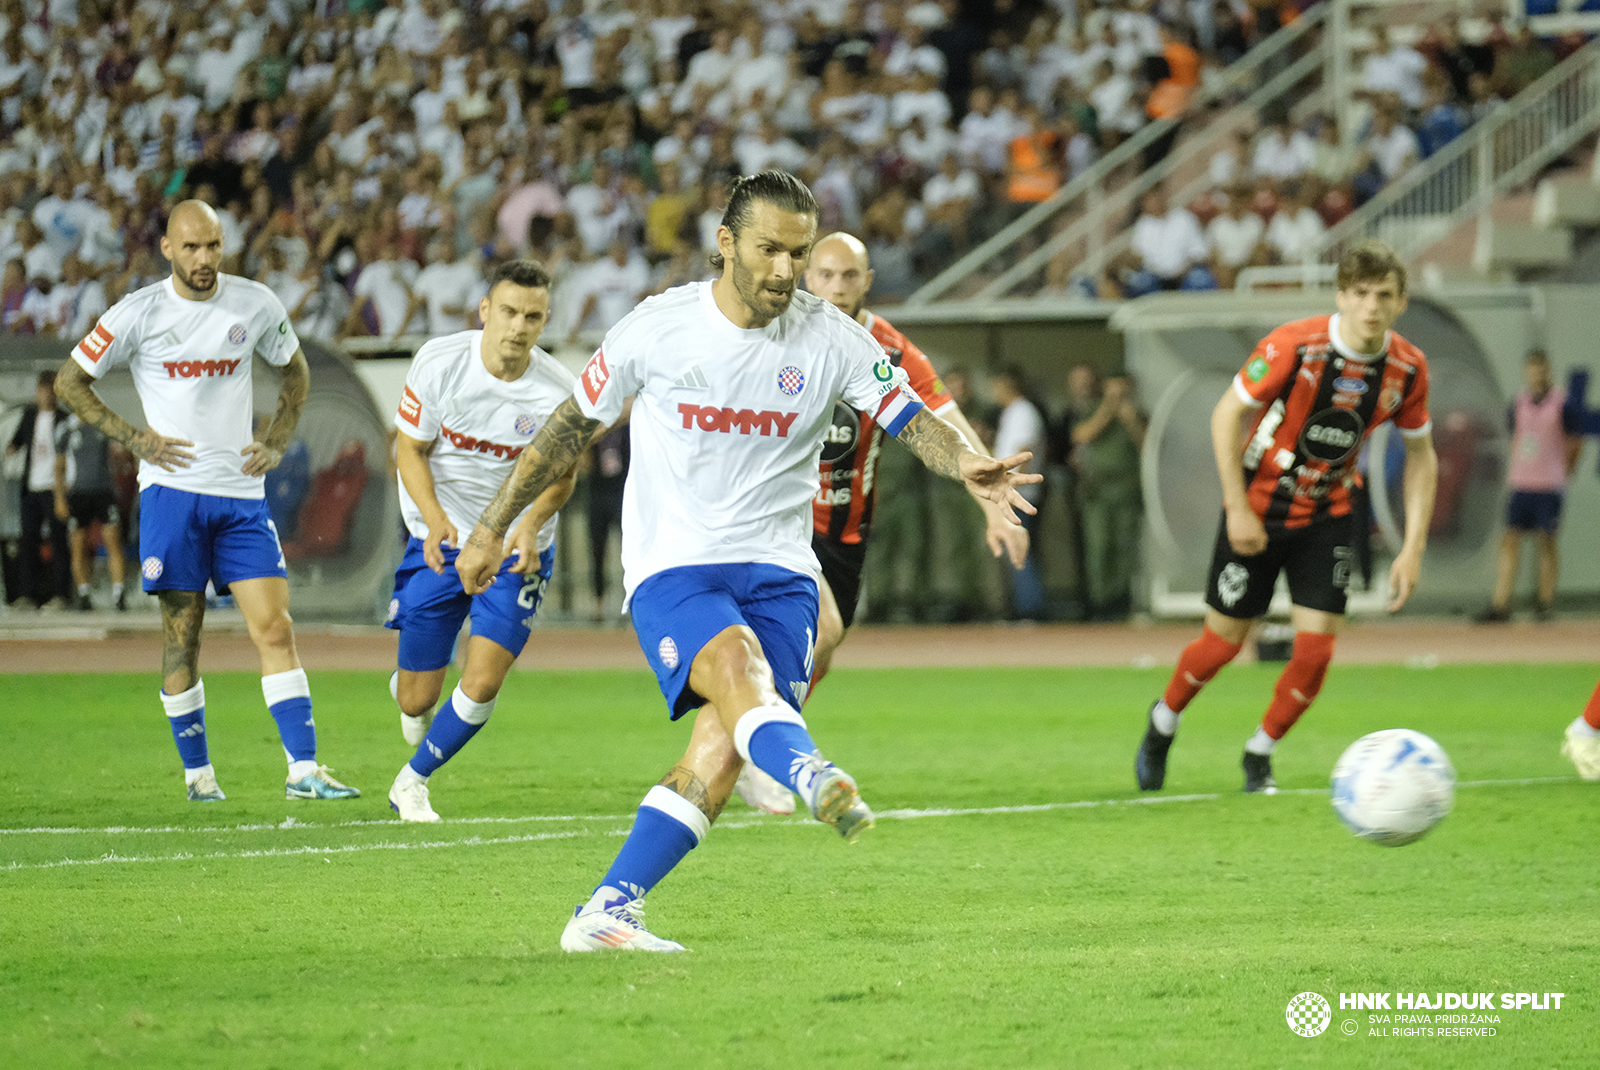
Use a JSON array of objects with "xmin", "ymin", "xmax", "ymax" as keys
[
  {"xmin": 1261, "ymin": 632, "xmax": 1337, "ymax": 740},
  {"xmin": 1163, "ymin": 626, "xmax": 1244, "ymax": 713},
  {"xmin": 1583, "ymin": 679, "xmax": 1600, "ymax": 731}
]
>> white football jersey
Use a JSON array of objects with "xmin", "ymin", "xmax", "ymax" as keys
[
  {"xmin": 575, "ymin": 281, "xmax": 923, "ymax": 600},
  {"xmin": 395, "ymin": 330, "xmax": 576, "ymax": 550},
  {"xmin": 71, "ymin": 274, "xmax": 299, "ymax": 499}
]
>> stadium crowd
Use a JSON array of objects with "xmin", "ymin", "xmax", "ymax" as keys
[{"xmin": 3, "ymin": 0, "xmax": 1568, "ymax": 339}]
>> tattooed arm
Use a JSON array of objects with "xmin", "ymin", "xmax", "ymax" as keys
[
  {"xmin": 897, "ymin": 407, "xmax": 1042, "ymax": 524},
  {"xmin": 242, "ymin": 348, "xmax": 310, "ymax": 476},
  {"xmin": 54, "ymin": 358, "xmax": 197, "ymax": 472},
  {"xmin": 454, "ymin": 396, "xmax": 605, "ymax": 594}
]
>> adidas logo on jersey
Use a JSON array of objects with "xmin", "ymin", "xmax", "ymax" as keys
[
  {"xmin": 673, "ymin": 365, "xmax": 710, "ymax": 389},
  {"xmin": 677, "ymin": 403, "xmax": 799, "ymax": 438},
  {"xmin": 164, "ymin": 358, "xmax": 242, "ymax": 379}
]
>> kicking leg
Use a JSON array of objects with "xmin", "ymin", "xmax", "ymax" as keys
[
  {"xmin": 1138, "ymin": 609, "xmax": 1249, "ymax": 790},
  {"xmin": 157, "ymin": 589, "xmax": 222, "ymax": 800},
  {"xmin": 1241, "ymin": 606, "xmax": 1340, "ymax": 794}
]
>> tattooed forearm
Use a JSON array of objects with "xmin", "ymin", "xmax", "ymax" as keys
[
  {"xmin": 158, "ymin": 589, "xmax": 206, "ymax": 691},
  {"xmin": 55, "ymin": 360, "xmax": 142, "ymax": 449},
  {"xmin": 473, "ymin": 397, "xmax": 602, "ymax": 539},
  {"xmin": 897, "ymin": 408, "xmax": 970, "ymax": 481},
  {"xmin": 658, "ymin": 764, "xmax": 727, "ymax": 822},
  {"xmin": 259, "ymin": 349, "xmax": 310, "ymax": 450}
]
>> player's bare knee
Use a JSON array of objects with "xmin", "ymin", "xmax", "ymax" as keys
[
  {"xmin": 398, "ymin": 680, "xmax": 442, "ymax": 716},
  {"xmin": 458, "ymin": 672, "xmax": 503, "ymax": 705},
  {"xmin": 249, "ymin": 609, "xmax": 296, "ymax": 655}
]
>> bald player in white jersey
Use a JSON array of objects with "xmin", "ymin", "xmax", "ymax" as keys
[
  {"xmin": 453, "ymin": 171, "xmax": 1040, "ymax": 953},
  {"xmin": 55, "ymin": 201, "xmax": 359, "ymax": 803},
  {"xmin": 384, "ymin": 259, "xmax": 579, "ymax": 822}
]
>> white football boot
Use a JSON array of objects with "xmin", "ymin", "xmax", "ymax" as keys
[
  {"xmin": 1561, "ymin": 720, "xmax": 1600, "ymax": 781},
  {"xmin": 186, "ymin": 767, "xmax": 226, "ymax": 802},
  {"xmin": 392, "ymin": 671, "xmax": 433, "ymax": 746},
  {"xmin": 389, "ymin": 767, "xmax": 441, "ymax": 822},
  {"xmin": 734, "ymin": 763, "xmax": 796, "ymax": 814},
  {"xmin": 791, "ymin": 751, "xmax": 874, "ymax": 842},
  {"xmin": 561, "ymin": 887, "xmax": 686, "ymax": 952}
]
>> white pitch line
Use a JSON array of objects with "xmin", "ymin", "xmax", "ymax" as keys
[{"xmin": 0, "ymin": 776, "xmax": 1575, "ymax": 872}]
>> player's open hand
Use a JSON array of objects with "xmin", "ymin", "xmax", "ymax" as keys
[
  {"xmin": 1225, "ymin": 505, "xmax": 1268, "ymax": 556},
  {"xmin": 454, "ymin": 526, "xmax": 505, "ymax": 595},
  {"xmin": 979, "ymin": 497, "xmax": 1030, "ymax": 569},
  {"xmin": 240, "ymin": 441, "xmax": 284, "ymax": 477},
  {"xmin": 1387, "ymin": 546, "xmax": 1422, "ymax": 612},
  {"xmin": 132, "ymin": 428, "xmax": 196, "ymax": 472},
  {"xmin": 960, "ymin": 451, "xmax": 1041, "ymax": 526},
  {"xmin": 424, "ymin": 520, "xmax": 459, "ymax": 574}
]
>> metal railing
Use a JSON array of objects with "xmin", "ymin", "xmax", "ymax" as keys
[
  {"xmin": 1308, "ymin": 36, "xmax": 1600, "ymax": 266},
  {"xmin": 903, "ymin": 5, "xmax": 1328, "ymax": 305}
]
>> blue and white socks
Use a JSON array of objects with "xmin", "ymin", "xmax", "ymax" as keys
[
  {"xmin": 586, "ymin": 786, "xmax": 711, "ymax": 911},
  {"xmin": 400, "ymin": 684, "xmax": 495, "ymax": 782},
  {"xmin": 161, "ymin": 680, "xmax": 211, "ymax": 786},
  {"xmin": 734, "ymin": 703, "xmax": 828, "ymax": 796},
  {"xmin": 263, "ymin": 668, "xmax": 319, "ymax": 781}
]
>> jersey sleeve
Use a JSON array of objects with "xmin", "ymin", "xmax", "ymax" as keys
[
  {"xmin": 394, "ymin": 350, "xmax": 443, "ymax": 442},
  {"xmin": 898, "ymin": 337, "xmax": 954, "ymax": 413},
  {"xmin": 838, "ymin": 324, "xmax": 924, "ymax": 437},
  {"xmin": 254, "ymin": 289, "xmax": 300, "ymax": 367},
  {"xmin": 70, "ymin": 296, "xmax": 140, "ymax": 378},
  {"xmin": 1231, "ymin": 324, "xmax": 1300, "ymax": 408},
  {"xmin": 1393, "ymin": 353, "xmax": 1432, "ymax": 437},
  {"xmin": 573, "ymin": 322, "xmax": 645, "ymax": 426}
]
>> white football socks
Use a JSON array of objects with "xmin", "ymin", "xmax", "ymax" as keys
[
  {"xmin": 1151, "ymin": 699, "xmax": 1180, "ymax": 736},
  {"xmin": 1244, "ymin": 727, "xmax": 1276, "ymax": 756}
]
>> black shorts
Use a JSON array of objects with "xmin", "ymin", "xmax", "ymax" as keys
[
  {"xmin": 812, "ymin": 534, "xmax": 868, "ymax": 629},
  {"xmin": 1204, "ymin": 511, "xmax": 1355, "ymax": 620},
  {"xmin": 67, "ymin": 490, "xmax": 120, "ymax": 528},
  {"xmin": 1505, "ymin": 490, "xmax": 1562, "ymax": 533}
]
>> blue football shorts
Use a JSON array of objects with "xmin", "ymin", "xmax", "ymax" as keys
[
  {"xmin": 138, "ymin": 485, "xmax": 287, "ymax": 593},
  {"xmin": 385, "ymin": 537, "xmax": 555, "ymax": 672},
  {"xmin": 629, "ymin": 562, "xmax": 819, "ymax": 720}
]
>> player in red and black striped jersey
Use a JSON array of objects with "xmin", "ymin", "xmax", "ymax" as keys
[
  {"xmin": 732, "ymin": 231, "xmax": 1030, "ymax": 813},
  {"xmin": 1137, "ymin": 239, "xmax": 1440, "ymax": 794}
]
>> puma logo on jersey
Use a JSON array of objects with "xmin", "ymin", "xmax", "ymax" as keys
[
  {"xmin": 164, "ymin": 359, "xmax": 242, "ymax": 378},
  {"xmin": 677, "ymin": 404, "xmax": 799, "ymax": 437},
  {"xmin": 439, "ymin": 423, "xmax": 525, "ymax": 459}
]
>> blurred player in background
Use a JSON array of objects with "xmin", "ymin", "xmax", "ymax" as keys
[
  {"xmin": 385, "ymin": 259, "xmax": 577, "ymax": 822},
  {"xmin": 54, "ymin": 201, "xmax": 359, "ymax": 803},
  {"xmin": 729, "ymin": 230, "xmax": 1030, "ymax": 815},
  {"xmin": 453, "ymin": 172, "xmax": 1039, "ymax": 952},
  {"xmin": 1565, "ymin": 681, "xmax": 1600, "ymax": 780},
  {"xmin": 1136, "ymin": 239, "xmax": 1438, "ymax": 794},
  {"xmin": 53, "ymin": 409, "xmax": 129, "ymax": 610}
]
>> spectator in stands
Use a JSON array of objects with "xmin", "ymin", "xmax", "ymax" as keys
[
  {"xmin": 1006, "ymin": 102, "xmax": 1061, "ymax": 218},
  {"xmin": 1206, "ymin": 186, "xmax": 1266, "ymax": 289},
  {"xmin": 1, "ymin": 257, "xmax": 26, "ymax": 330},
  {"xmin": 958, "ymin": 84, "xmax": 1019, "ymax": 175},
  {"xmin": 1354, "ymin": 100, "xmax": 1421, "ymax": 203},
  {"xmin": 342, "ymin": 235, "xmax": 420, "ymax": 339},
  {"xmin": 1466, "ymin": 70, "xmax": 1508, "ymax": 126},
  {"xmin": 1066, "ymin": 363, "xmax": 1145, "ymax": 621},
  {"xmin": 1420, "ymin": 15, "xmax": 1496, "ymax": 104},
  {"xmin": 1250, "ymin": 112, "xmax": 1315, "ymax": 184},
  {"xmin": 1309, "ymin": 116, "xmax": 1361, "ymax": 187},
  {"xmin": 1264, "ymin": 180, "xmax": 1327, "ymax": 265},
  {"xmin": 1494, "ymin": 25, "xmax": 1555, "ymax": 98},
  {"xmin": 405, "ymin": 237, "xmax": 482, "ymax": 337},
  {"xmin": 568, "ymin": 236, "xmax": 649, "ymax": 342},
  {"xmin": 1121, "ymin": 186, "xmax": 1215, "ymax": 297},
  {"xmin": 990, "ymin": 365, "xmax": 1046, "ymax": 621},
  {"xmin": 1360, "ymin": 25, "xmax": 1429, "ymax": 112},
  {"xmin": 5, "ymin": 372, "xmax": 71, "ymax": 608},
  {"xmin": 1417, "ymin": 78, "xmax": 1467, "ymax": 158},
  {"xmin": 918, "ymin": 151, "xmax": 980, "ymax": 271}
]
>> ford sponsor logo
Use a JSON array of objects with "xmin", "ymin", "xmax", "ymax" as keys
[{"xmin": 1333, "ymin": 377, "xmax": 1368, "ymax": 394}]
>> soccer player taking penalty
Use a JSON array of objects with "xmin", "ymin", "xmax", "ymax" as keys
[
  {"xmin": 54, "ymin": 200, "xmax": 359, "ymax": 802},
  {"xmin": 385, "ymin": 260, "xmax": 578, "ymax": 822},
  {"xmin": 1136, "ymin": 239, "xmax": 1438, "ymax": 794},
  {"xmin": 453, "ymin": 171, "xmax": 1040, "ymax": 952}
]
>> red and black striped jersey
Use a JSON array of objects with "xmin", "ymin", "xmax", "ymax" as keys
[
  {"xmin": 813, "ymin": 312, "xmax": 954, "ymax": 544},
  {"xmin": 1233, "ymin": 313, "xmax": 1431, "ymax": 530}
]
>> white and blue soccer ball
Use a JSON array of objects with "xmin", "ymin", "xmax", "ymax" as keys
[{"xmin": 1330, "ymin": 729, "xmax": 1455, "ymax": 846}]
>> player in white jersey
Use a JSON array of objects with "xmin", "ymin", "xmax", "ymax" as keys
[
  {"xmin": 384, "ymin": 259, "xmax": 579, "ymax": 822},
  {"xmin": 54, "ymin": 201, "xmax": 359, "ymax": 804},
  {"xmin": 452, "ymin": 172, "xmax": 1040, "ymax": 952}
]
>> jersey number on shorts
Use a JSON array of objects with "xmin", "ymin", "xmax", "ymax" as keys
[
  {"xmin": 267, "ymin": 519, "xmax": 286, "ymax": 570},
  {"xmin": 516, "ymin": 574, "xmax": 548, "ymax": 613}
]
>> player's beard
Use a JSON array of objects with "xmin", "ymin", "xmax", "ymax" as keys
[
  {"xmin": 175, "ymin": 261, "xmax": 217, "ymax": 295},
  {"xmin": 731, "ymin": 248, "xmax": 794, "ymax": 321}
]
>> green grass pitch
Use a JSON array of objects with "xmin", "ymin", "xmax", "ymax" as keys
[{"xmin": 2, "ymin": 661, "xmax": 1596, "ymax": 1068}]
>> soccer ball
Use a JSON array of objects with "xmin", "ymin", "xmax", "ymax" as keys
[{"xmin": 1330, "ymin": 729, "xmax": 1455, "ymax": 846}]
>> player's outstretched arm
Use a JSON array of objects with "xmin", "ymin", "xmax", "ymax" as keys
[
  {"xmin": 242, "ymin": 347, "xmax": 310, "ymax": 476},
  {"xmin": 897, "ymin": 408, "xmax": 1040, "ymax": 525},
  {"xmin": 1387, "ymin": 430, "xmax": 1437, "ymax": 613},
  {"xmin": 935, "ymin": 405, "xmax": 1029, "ymax": 568},
  {"xmin": 54, "ymin": 358, "xmax": 196, "ymax": 472},
  {"xmin": 456, "ymin": 397, "xmax": 604, "ymax": 593}
]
